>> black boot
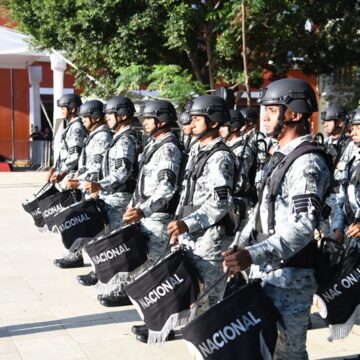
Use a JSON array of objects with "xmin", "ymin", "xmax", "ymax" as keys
[
  {"xmin": 77, "ymin": 271, "xmax": 98, "ymax": 286},
  {"xmin": 53, "ymin": 257, "xmax": 84, "ymax": 269},
  {"xmin": 131, "ymin": 324, "xmax": 148, "ymax": 335},
  {"xmin": 136, "ymin": 329, "xmax": 175, "ymax": 343},
  {"xmin": 98, "ymin": 292, "xmax": 132, "ymax": 307}
]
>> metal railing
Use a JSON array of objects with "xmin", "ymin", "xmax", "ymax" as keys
[{"xmin": 0, "ymin": 140, "xmax": 52, "ymax": 169}]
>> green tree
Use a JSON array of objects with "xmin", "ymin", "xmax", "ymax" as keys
[{"xmin": 3, "ymin": 0, "xmax": 360, "ymax": 101}]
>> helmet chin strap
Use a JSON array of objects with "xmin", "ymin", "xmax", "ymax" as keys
[
  {"xmin": 268, "ymin": 106, "xmax": 307, "ymax": 139},
  {"xmin": 111, "ymin": 114, "xmax": 129, "ymax": 131},
  {"xmin": 149, "ymin": 120, "xmax": 169, "ymax": 136},
  {"xmin": 194, "ymin": 118, "xmax": 217, "ymax": 140}
]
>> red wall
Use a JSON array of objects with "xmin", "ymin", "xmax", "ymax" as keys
[{"xmin": 0, "ymin": 62, "xmax": 77, "ymax": 161}]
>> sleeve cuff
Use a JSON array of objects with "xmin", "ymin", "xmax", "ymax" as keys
[
  {"xmin": 138, "ymin": 203, "xmax": 152, "ymax": 218},
  {"xmin": 246, "ymin": 244, "xmax": 268, "ymax": 265},
  {"xmin": 183, "ymin": 216, "xmax": 201, "ymax": 234}
]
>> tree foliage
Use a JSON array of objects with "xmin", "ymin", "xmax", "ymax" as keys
[{"xmin": 4, "ymin": 0, "xmax": 360, "ymax": 102}]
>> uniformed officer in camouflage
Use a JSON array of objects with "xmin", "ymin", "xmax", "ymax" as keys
[
  {"xmin": 53, "ymin": 100, "xmax": 112, "ymax": 269},
  {"xmin": 321, "ymin": 104, "xmax": 356, "ymax": 236},
  {"xmin": 46, "ymin": 94, "xmax": 87, "ymax": 184},
  {"xmin": 67, "ymin": 99, "xmax": 112, "ymax": 188},
  {"xmin": 219, "ymin": 109, "xmax": 254, "ymax": 195},
  {"xmin": 333, "ymin": 107, "xmax": 360, "ymax": 249},
  {"xmin": 124, "ymin": 100, "xmax": 182, "ymax": 340},
  {"xmin": 81, "ymin": 96, "xmax": 140, "ymax": 303},
  {"xmin": 168, "ymin": 95, "xmax": 236, "ymax": 316},
  {"xmin": 179, "ymin": 103, "xmax": 198, "ymax": 154},
  {"xmin": 224, "ymin": 78, "xmax": 331, "ymax": 360}
]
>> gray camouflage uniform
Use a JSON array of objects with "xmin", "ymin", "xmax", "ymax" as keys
[
  {"xmin": 77, "ymin": 124, "xmax": 112, "ymax": 183},
  {"xmin": 98, "ymin": 125, "xmax": 138, "ymax": 230},
  {"xmin": 64, "ymin": 124, "xmax": 112, "ymax": 261},
  {"xmin": 322, "ymin": 137, "xmax": 356, "ymax": 236},
  {"xmin": 233, "ymin": 135, "xmax": 331, "ymax": 360},
  {"xmin": 333, "ymin": 146, "xmax": 360, "ymax": 249},
  {"xmin": 130, "ymin": 132, "xmax": 182, "ymax": 268},
  {"xmin": 56, "ymin": 118, "xmax": 87, "ymax": 177},
  {"xmin": 178, "ymin": 137, "xmax": 236, "ymax": 315}
]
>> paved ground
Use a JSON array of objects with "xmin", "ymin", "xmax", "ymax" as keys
[{"xmin": 0, "ymin": 171, "xmax": 359, "ymax": 360}]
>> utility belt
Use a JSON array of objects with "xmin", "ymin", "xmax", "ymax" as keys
[{"xmin": 250, "ymin": 229, "xmax": 317, "ymax": 269}]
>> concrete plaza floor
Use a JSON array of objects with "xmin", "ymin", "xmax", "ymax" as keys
[{"xmin": 0, "ymin": 171, "xmax": 359, "ymax": 360}]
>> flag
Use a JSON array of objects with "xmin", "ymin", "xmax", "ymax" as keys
[
  {"xmin": 22, "ymin": 183, "xmax": 59, "ymax": 228},
  {"xmin": 314, "ymin": 246, "xmax": 360, "ymax": 341},
  {"xmin": 181, "ymin": 281, "xmax": 279, "ymax": 360},
  {"xmin": 52, "ymin": 199, "xmax": 107, "ymax": 249},
  {"xmin": 125, "ymin": 250, "xmax": 200, "ymax": 344},
  {"xmin": 85, "ymin": 223, "xmax": 148, "ymax": 295},
  {"xmin": 38, "ymin": 189, "xmax": 82, "ymax": 231}
]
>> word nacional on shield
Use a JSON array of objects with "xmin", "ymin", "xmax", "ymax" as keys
[
  {"xmin": 22, "ymin": 183, "xmax": 60, "ymax": 228},
  {"xmin": 85, "ymin": 223, "xmax": 148, "ymax": 294},
  {"xmin": 181, "ymin": 281, "xmax": 279, "ymax": 360},
  {"xmin": 38, "ymin": 189, "xmax": 82, "ymax": 231},
  {"xmin": 314, "ymin": 246, "xmax": 360, "ymax": 341},
  {"xmin": 52, "ymin": 198, "xmax": 108, "ymax": 250},
  {"xmin": 125, "ymin": 249, "xmax": 200, "ymax": 344}
]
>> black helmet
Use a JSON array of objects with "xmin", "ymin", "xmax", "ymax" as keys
[
  {"xmin": 350, "ymin": 108, "xmax": 360, "ymax": 125},
  {"xmin": 57, "ymin": 93, "xmax": 82, "ymax": 109},
  {"xmin": 79, "ymin": 100, "xmax": 104, "ymax": 119},
  {"xmin": 141, "ymin": 100, "xmax": 177, "ymax": 123},
  {"xmin": 321, "ymin": 104, "xmax": 347, "ymax": 124},
  {"xmin": 240, "ymin": 107, "xmax": 258, "ymax": 125},
  {"xmin": 226, "ymin": 109, "xmax": 245, "ymax": 130},
  {"xmin": 179, "ymin": 102, "xmax": 192, "ymax": 125},
  {"xmin": 104, "ymin": 96, "xmax": 135, "ymax": 117},
  {"xmin": 258, "ymin": 78, "xmax": 318, "ymax": 114},
  {"xmin": 189, "ymin": 95, "xmax": 230, "ymax": 124}
]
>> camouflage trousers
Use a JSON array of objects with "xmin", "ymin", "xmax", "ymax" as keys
[
  {"xmin": 102, "ymin": 212, "xmax": 172, "ymax": 295},
  {"xmin": 181, "ymin": 225, "xmax": 231, "ymax": 316},
  {"xmin": 263, "ymin": 283, "xmax": 315, "ymax": 360},
  {"xmin": 100, "ymin": 192, "xmax": 133, "ymax": 231}
]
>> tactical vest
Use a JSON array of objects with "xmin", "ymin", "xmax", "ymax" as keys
[
  {"xmin": 177, "ymin": 141, "xmax": 238, "ymax": 234},
  {"xmin": 100, "ymin": 128, "xmax": 138, "ymax": 193},
  {"xmin": 343, "ymin": 156, "xmax": 360, "ymax": 225},
  {"xmin": 56, "ymin": 117, "xmax": 84, "ymax": 170},
  {"xmin": 253, "ymin": 141, "xmax": 332, "ymax": 269},
  {"xmin": 81, "ymin": 127, "xmax": 111, "ymax": 168},
  {"xmin": 134, "ymin": 134, "xmax": 182, "ymax": 214}
]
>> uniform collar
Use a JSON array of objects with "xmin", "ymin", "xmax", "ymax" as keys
[
  {"xmin": 277, "ymin": 134, "xmax": 313, "ymax": 156},
  {"xmin": 198, "ymin": 136, "xmax": 223, "ymax": 152},
  {"xmin": 91, "ymin": 124, "xmax": 109, "ymax": 134},
  {"xmin": 114, "ymin": 125, "xmax": 131, "ymax": 139},
  {"xmin": 227, "ymin": 136, "xmax": 243, "ymax": 147}
]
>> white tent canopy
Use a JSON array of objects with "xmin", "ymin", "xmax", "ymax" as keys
[{"xmin": 0, "ymin": 26, "xmax": 47, "ymax": 68}]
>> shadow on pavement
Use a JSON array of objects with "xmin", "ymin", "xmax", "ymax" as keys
[{"xmin": 0, "ymin": 309, "xmax": 141, "ymax": 338}]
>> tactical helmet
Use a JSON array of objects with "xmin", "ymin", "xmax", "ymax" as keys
[
  {"xmin": 350, "ymin": 108, "xmax": 360, "ymax": 125},
  {"xmin": 104, "ymin": 96, "xmax": 135, "ymax": 117},
  {"xmin": 141, "ymin": 100, "xmax": 177, "ymax": 123},
  {"xmin": 227, "ymin": 109, "xmax": 245, "ymax": 130},
  {"xmin": 179, "ymin": 102, "xmax": 192, "ymax": 125},
  {"xmin": 79, "ymin": 100, "xmax": 104, "ymax": 119},
  {"xmin": 321, "ymin": 104, "xmax": 347, "ymax": 124},
  {"xmin": 240, "ymin": 107, "xmax": 258, "ymax": 125},
  {"xmin": 189, "ymin": 95, "xmax": 230, "ymax": 124},
  {"xmin": 57, "ymin": 93, "xmax": 82, "ymax": 109},
  {"xmin": 258, "ymin": 78, "xmax": 318, "ymax": 114}
]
